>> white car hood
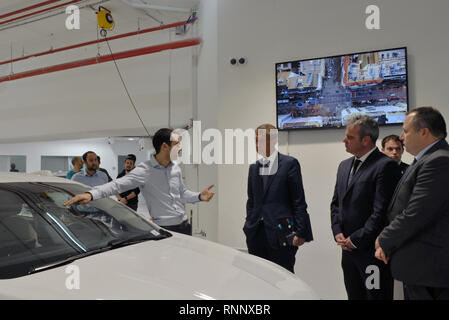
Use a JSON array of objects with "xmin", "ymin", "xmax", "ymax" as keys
[{"xmin": 0, "ymin": 233, "xmax": 317, "ymax": 300}]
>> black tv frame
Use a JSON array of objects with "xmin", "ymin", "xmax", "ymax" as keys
[{"xmin": 275, "ymin": 46, "xmax": 409, "ymax": 131}]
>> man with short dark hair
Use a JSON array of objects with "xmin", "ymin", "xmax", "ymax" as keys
[
  {"xmin": 376, "ymin": 107, "xmax": 449, "ymax": 300},
  {"xmin": 381, "ymin": 135, "xmax": 409, "ymax": 175},
  {"xmin": 116, "ymin": 154, "xmax": 140, "ymax": 211},
  {"xmin": 9, "ymin": 163, "xmax": 18, "ymax": 172},
  {"xmin": 71, "ymin": 151, "xmax": 108, "ymax": 187},
  {"xmin": 66, "ymin": 156, "xmax": 83, "ymax": 180},
  {"xmin": 64, "ymin": 129, "xmax": 215, "ymax": 235},
  {"xmin": 331, "ymin": 115, "xmax": 401, "ymax": 300}
]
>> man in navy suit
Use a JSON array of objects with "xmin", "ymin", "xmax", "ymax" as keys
[
  {"xmin": 331, "ymin": 115, "xmax": 401, "ymax": 300},
  {"xmin": 244, "ymin": 124, "xmax": 313, "ymax": 273}
]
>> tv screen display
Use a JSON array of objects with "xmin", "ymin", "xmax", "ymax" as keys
[{"xmin": 276, "ymin": 47, "xmax": 408, "ymax": 130}]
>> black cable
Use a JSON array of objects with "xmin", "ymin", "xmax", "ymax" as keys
[{"xmin": 103, "ymin": 34, "xmax": 151, "ymax": 137}]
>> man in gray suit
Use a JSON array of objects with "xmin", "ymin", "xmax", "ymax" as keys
[{"xmin": 375, "ymin": 106, "xmax": 449, "ymax": 300}]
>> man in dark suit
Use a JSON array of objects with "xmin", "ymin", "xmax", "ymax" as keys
[
  {"xmin": 376, "ymin": 107, "xmax": 449, "ymax": 300},
  {"xmin": 381, "ymin": 134, "xmax": 409, "ymax": 175},
  {"xmin": 331, "ymin": 115, "xmax": 401, "ymax": 300},
  {"xmin": 244, "ymin": 124, "xmax": 313, "ymax": 273}
]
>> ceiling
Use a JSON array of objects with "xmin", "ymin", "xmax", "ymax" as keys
[
  {"xmin": 0, "ymin": 0, "xmax": 200, "ymax": 60},
  {"xmin": 0, "ymin": 0, "xmax": 201, "ymax": 143}
]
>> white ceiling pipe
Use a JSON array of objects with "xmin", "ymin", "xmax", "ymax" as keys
[{"xmin": 121, "ymin": 0, "xmax": 191, "ymax": 13}]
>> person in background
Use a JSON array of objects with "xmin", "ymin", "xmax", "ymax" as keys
[
  {"xmin": 64, "ymin": 128, "xmax": 215, "ymax": 236},
  {"xmin": 116, "ymin": 154, "xmax": 140, "ymax": 211},
  {"xmin": 9, "ymin": 163, "xmax": 19, "ymax": 172},
  {"xmin": 244, "ymin": 124, "xmax": 313, "ymax": 273},
  {"xmin": 376, "ymin": 107, "xmax": 449, "ymax": 300},
  {"xmin": 331, "ymin": 115, "xmax": 401, "ymax": 300},
  {"xmin": 381, "ymin": 134, "xmax": 409, "ymax": 175},
  {"xmin": 72, "ymin": 151, "xmax": 108, "ymax": 187},
  {"xmin": 66, "ymin": 156, "xmax": 83, "ymax": 180},
  {"xmin": 97, "ymin": 155, "xmax": 113, "ymax": 182}
]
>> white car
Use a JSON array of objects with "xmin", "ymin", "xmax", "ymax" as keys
[{"xmin": 0, "ymin": 173, "xmax": 317, "ymax": 300}]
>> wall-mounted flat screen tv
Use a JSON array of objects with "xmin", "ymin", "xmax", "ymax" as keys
[{"xmin": 276, "ymin": 47, "xmax": 408, "ymax": 130}]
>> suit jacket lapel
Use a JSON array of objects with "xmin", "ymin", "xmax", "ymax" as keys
[
  {"xmin": 341, "ymin": 157, "xmax": 353, "ymax": 192},
  {"xmin": 254, "ymin": 164, "xmax": 264, "ymax": 200},
  {"xmin": 343, "ymin": 148, "xmax": 380, "ymax": 200},
  {"xmin": 388, "ymin": 139, "xmax": 448, "ymax": 211}
]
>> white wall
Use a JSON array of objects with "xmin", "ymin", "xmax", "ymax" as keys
[
  {"xmin": 214, "ymin": 0, "xmax": 449, "ymax": 299},
  {"xmin": 0, "ymin": 137, "xmax": 150, "ymax": 174}
]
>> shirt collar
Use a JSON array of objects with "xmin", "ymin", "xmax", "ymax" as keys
[
  {"xmin": 83, "ymin": 169, "xmax": 98, "ymax": 177},
  {"xmin": 150, "ymin": 154, "xmax": 173, "ymax": 169},
  {"xmin": 415, "ymin": 139, "xmax": 441, "ymax": 161},
  {"xmin": 356, "ymin": 146, "xmax": 377, "ymax": 163},
  {"xmin": 258, "ymin": 150, "xmax": 278, "ymax": 164}
]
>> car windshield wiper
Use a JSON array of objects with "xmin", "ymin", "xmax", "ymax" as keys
[{"xmin": 106, "ymin": 233, "xmax": 167, "ymax": 249}]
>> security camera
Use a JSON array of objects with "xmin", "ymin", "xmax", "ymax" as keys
[
  {"xmin": 239, "ymin": 57, "xmax": 246, "ymax": 65},
  {"xmin": 230, "ymin": 58, "xmax": 237, "ymax": 65}
]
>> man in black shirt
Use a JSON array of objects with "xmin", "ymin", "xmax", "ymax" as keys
[
  {"xmin": 116, "ymin": 154, "xmax": 140, "ymax": 211},
  {"xmin": 97, "ymin": 155, "xmax": 113, "ymax": 182}
]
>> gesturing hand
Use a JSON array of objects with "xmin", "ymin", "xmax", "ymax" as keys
[
  {"xmin": 200, "ymin": 184, "xmax": 215, "ymax": 202},
  {"xmin": 64, "ymin": 193, "xmax": 92, "ymax": 206}
]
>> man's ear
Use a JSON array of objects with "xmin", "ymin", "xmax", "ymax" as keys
[
  {"xmin": 420, "ymin": 127, "xmax": 430, "ymax": 137},
  {"xmin": 362, "ymin": 136, "xmax": 371, "ymax": 146}
]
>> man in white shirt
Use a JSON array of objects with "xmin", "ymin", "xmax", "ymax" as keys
[{"xmin": 65, "ymin": 129, "xmax": 214, "ymax": 235}]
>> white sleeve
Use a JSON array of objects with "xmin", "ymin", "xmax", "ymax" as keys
[
  {"xmin": 90, "ymin": 163, "xmax": 148, "ymax": 200},
  {"xmin": 178, "ymin": 168, "xmax": 201, "ymax": 204}
]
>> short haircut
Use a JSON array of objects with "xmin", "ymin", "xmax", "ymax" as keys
[
  {"xmin": 126, "ymin": 154, "xmax": 136, "ymax": 163},
  {"xmin": 152, "ymin": 128, "xmax": 174, "ymax": 154},
  {"xmin": 381, "ymin": 134, "xmax": 404, "ymax": 149},
  {"xmin": 82, "ymin": 151, "xmax": 96, "ymax": 162},
  {"xmin": 409, "ymin": 106, "xmax": 447, "ymax": 139},
  {"xmin": 71, "ymin": 156, "xmax": 82, "ymax": 166},
  {"xmin": 256, "ymin": 123, "xmax": 277, "ymax": 137},
  {"xmin": 346, "ymin": 115, "xmax": 379, "ymax": 144}
]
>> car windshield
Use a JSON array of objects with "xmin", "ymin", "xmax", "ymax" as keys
[{"xmin": 0, "ymin": 182, "xmax": 170, "ymax": 279}]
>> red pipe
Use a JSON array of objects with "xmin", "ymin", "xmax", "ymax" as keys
[
  {"xmin": 0, "ymin": 0, "xmax": 62, "ymax": 20},
  {"xmin": 0, "ymin": 18, "xmax": 197, "ymax": 67},
  {"xmin": 0, "ymin": 38, "xmax": 201, "ymax": 83},
  {"xmin": 0, "ymin": 0, "xmax": 83, "ymax": 26}
]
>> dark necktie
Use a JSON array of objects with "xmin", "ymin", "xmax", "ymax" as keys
[{"xmin": 348, "ymin": 159, "xmax": 361, "ymax": 186}]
